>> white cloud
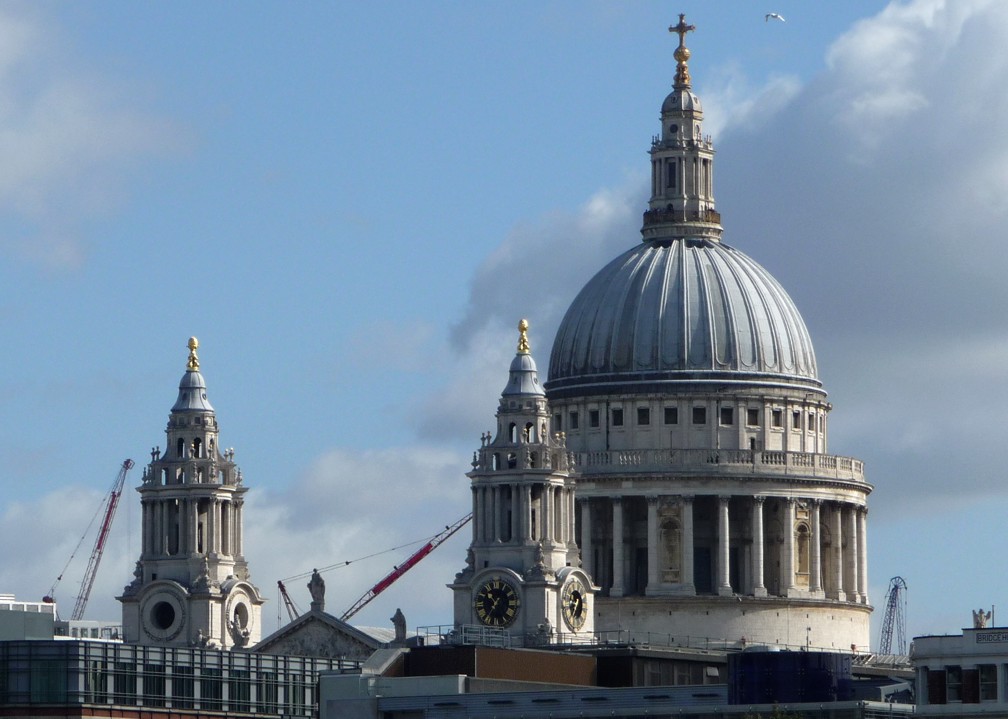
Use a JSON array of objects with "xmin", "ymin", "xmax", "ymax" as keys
[{"xmin": 0, "ymin": 7, "xmax": 180, "ymax": 271}]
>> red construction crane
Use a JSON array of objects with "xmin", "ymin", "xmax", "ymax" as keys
[
  {"xmin": 339, "ymin": 513, "xmax": 471, "ymax": 622},
  {"xmin": 45, "ymin": 459, "xmax": 134, "ymax": 620}
]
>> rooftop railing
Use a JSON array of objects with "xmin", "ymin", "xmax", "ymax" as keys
[{"xmin": 573, "ymin": 448, "xmax": 865, "ymax": 483}]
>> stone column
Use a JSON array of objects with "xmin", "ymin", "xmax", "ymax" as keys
[
  {"xmin": 831, "ymin": 503, "xmax": 845, "ymax": 601},
  {"xmin": 611, "ymin": 498, "xmax": 625, "ymax": 597},
  {"xmin": 580, "ymin": 499, "xmax": 593, "ymax": 575},
  {"xmin": 161, "ymin": 500, "xmax": 169, "ymax": 556},
  {"xmin": 682, "ymin": 496, "xmax": 695, "ymax": 592},
  {"xmin": 471, "ymin": 486, "xmax": 478, "ymax": 544},
  {"xmin": 208, "ymin": 498, "xmax": 217, "ymax": 557},
  {"xmin": 524, "ymin": 485, "xmax": 533, "ymax": 542},
  {"xmin": 810, "ymin": 500, "xmax": 822, "ymax": 595},
  {"xmin": 858, "ymin": 507, "xmax": 868, "ymax": 604},
  {"xmin": 510, "ymin": 484, "xmax": 519, "ymax": 542},
  {"xmin": 492, "ymin": 486, "xmax": 501, "ymax": 543},
  {"xmin": 718, "ymin": 496, "xmax": 732, "ymax": 596},
  {"xmin": 235, "ymin": 502, "xmax": 243, "ymax": 557},
  {"xmin": 568, "ymin": 487, "xmax": 577, "ymax": 548},
  {"xmin": 752, "ymin": 496, "xmax": 767, "ymax": 597},
  {"xmin": 783, "ymin": 498, "xmax": 796, "ymax": 595},
  {"xmin": 646, "ymin": 496, "xmax": 659, "ymax": 595},
  {"xmin": 542, "ymin": 485, "xmax": 552, "ymax": 543},
  {"xmin": 142, "ymin": 501, "xmax": 150, "ymax": 556},
  {"xmin": 845, "ymin": 505, "xmax": 859, "ymax": 601},
  {"xmin": 189, "ymin": 499, "xmax": 199, "ymax": 555},
  {"xmin": 222, "ymin": 501, "xmax": 230, "ymax": 556}
]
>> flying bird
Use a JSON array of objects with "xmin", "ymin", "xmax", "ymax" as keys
[{"xmin": 765, "ymin": 12, "xmax": 786, "ymax": 22}]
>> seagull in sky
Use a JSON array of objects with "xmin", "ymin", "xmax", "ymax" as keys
[{"xmin": 765, "ymin": 12, "xmax": 786, "ymax": 22}]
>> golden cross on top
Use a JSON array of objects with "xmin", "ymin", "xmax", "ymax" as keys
[
  {"xmin": 669, "ymin": 13, "xmax": 695, "ymax": 87},
  {"xmin": 669, "ymin": 13, "xmax": 695, "ymax": 49}
]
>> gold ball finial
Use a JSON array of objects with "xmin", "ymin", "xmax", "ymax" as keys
[
  {"xmin": 517, "ymin": 319, "xmax": 530, "ymax": 354},
  {"xmin": 186, "ymin": 336, "xmax": 200, "ymax": 371}
]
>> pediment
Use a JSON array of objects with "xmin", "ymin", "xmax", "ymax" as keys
[{"xmin": 253, "ymin": 610, "xmax": 380, "ymax": 661}]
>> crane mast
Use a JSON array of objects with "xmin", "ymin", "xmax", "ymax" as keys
[
  {"xmin": 70, "ymin": 459, "xmax": 134, "ymax": 621},
  {"xmin": 339, "ymin": 513, "xmax": 471, "ymax": 622},
  {"xmin": 878, "ymin": 575, "xmax": 908, "ymax": 655}
]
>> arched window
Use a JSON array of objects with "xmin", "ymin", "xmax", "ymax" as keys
[
  {"xmin": 524, "ymin": 422, "xmax": 535, "ymax": 443},
  {"xmin": 509, "ymin": 423, "xmax": 517, "ymax": 443},
  {"xmin": 193, "ymin": 437, "xmax": 202, "ymax": 459},
  {"xmin": 176, "ymin": 438, "xmax": 185, "ymax": 458},
  {"xmin": 796, "ymin": 523, "xmax": 810, "ymax": 575}
]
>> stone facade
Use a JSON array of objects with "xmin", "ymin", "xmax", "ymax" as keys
[
  {"xmin": 451, "ymin": 321, "xmax": 596, "ymax": 643},
  {"xmin": 119, "ymin": 338, "xmax": 264, "ymax": 649},
  {"xmin": 542, "ymin": 19, "xmax": 871, "ymax": 651}
]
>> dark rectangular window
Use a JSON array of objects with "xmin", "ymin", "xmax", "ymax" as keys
[
  {"xmin": 143, "ymin": 664, "xmax": 165, "ymax": 708},
  {"xmin": 201, "ymin": 668, "xmax": 222, "ymax": 710},
  {"xmin": 808, "ymin": 412, "xmax": 816, "ymax": 430},
  {"xmin": 664, "ymin": 406, "xmax": 678, "ymax": 425},
  {"xmin": 667, "ymin": 159, "xmax": 676, "ymax": 190},
  {"xmin": 720, "ymin": 407, "xmax": 733, "ymax": 426},
  {"xmin": 979, "ymin": 664, "xmax": 997, "ymax": 701},
  {"xmin": 692, "ymin": 406, "xmax": 706, "ymax": 425},
  {"xmin": 612, "ymin": 408, "xmax": 624, "ymax": 426},
  {"xmin": 772, "ymin": 409, "xmax": 783, "ymax": 428},
  {"xmin": 792, "ymin": 411, "xmax": 801, "ymax": 430},
  {"xmin": 172, "ymin": 666, "xmax": 194, "ymax": 709},
  {"xmin": 589, "ymin": 409, "xmax": 600, "ymax": 428},
  {"xmin": 947, "ymin": 665, "xmax": 962, "ymax": 702},
  {"xmin": 553, "ymin": 413, "xmax": 562, "ymax": 432},
  {"xmin": 746, "ymin": 408, "xmax": 760, "ymax": 426},
  {"xmin": 569, "ymin": 411, "xmax": 579, "ymax": 430},
  {"xmin": 637, "ymin": 407, "xmax": 650, "ymax": 425}
]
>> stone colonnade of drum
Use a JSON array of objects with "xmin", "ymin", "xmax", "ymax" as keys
[{"xmin": 579, "ymin": 494, "xmax": 868, "ymax": 603}]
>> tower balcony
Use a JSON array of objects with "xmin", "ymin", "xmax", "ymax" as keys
[
  {"xmin": 642, "ymin": 207, "xmax": 721, "ymax": 227},
  {"xmin": 572, "ymin": 448, "xmax": 865, "ymax": 484}
]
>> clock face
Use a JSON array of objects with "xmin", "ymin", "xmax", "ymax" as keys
[
  {"xmin": 561, "ymin": 578, "xmax": 587, "ymax": 631},
  {"xmin": 474, "ymin": 577, "xmax": 520, "ymax": 627}
]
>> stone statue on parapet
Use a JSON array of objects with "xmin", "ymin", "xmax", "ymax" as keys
[
  {"xmin": 391, "ymin": 608, "xmax": 407, "ymax": 643},
  {"xmin": 308, "ymin": 569, "xmax": 325, "ymax": 612},
  {"xmin": 973, "ymin": 607, "xmax": 992, "ymax": 628}
]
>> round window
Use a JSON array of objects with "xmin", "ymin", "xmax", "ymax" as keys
[
  {"xmin": 670, "ymin": 123, "xmax": 678, "ymax": 134},
  {"xmin": 151, "ymin": 601, "xmax": 176, "ymax": 630}
]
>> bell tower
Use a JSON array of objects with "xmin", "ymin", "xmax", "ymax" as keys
[
  {"xmin": 119, "ymin": 337, "xmax": 264, "ymax": 649},
  {"xmin": 451, "ymin": 320, "xmax": 595, "ymax": 642}
]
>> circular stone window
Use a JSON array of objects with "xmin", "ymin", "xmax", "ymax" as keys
[{"xmin": 151, "ymin": 601, "xmax": 176, "ymax": 630}]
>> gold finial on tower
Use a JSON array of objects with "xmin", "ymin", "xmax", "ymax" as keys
[
  {"xmin": 669, "ymin": 13, "xmax": 696, "ymax": 88},
  {"xmin": 186, "ymin": 336, "xmax": 200, "ymax": 371},
  {"xmin": 517, "ymin": 319, "xmax": 530, "ymax": 354}
]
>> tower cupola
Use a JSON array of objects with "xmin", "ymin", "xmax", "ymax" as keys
[{"xmin": 643, "ymin": 14, "xmax": 722, "ymax": 243}]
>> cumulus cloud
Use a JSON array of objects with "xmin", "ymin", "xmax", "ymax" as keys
[
  {"xmin": 0, "ymin": 7, "xmax": 180, "ymax": 271},
  {"xmin": 436, "ymin": 0, "xmax": 1008, "ymax": 525},
  {"xmin": 243, "ymin": 446, "xmax": 473, "ymax": 632}
]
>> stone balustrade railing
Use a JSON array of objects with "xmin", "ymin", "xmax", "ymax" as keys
[{"xmin": 573, "ymin": 448, "xmax": 865, "ymax": 483}]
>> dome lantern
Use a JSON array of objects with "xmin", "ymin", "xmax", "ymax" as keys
[{"xmin": 644, "ymin": 14, "xmax": 722, "ymax": 243}]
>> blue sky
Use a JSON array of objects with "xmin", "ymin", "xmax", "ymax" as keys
[{"xmin": 2, "ymin": 0, "xmax": 1006, "ymax": 648}]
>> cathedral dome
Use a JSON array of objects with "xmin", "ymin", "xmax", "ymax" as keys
[{"xmin": 546, "ymin": 237, "xmax": 820, "ymax": 396}]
